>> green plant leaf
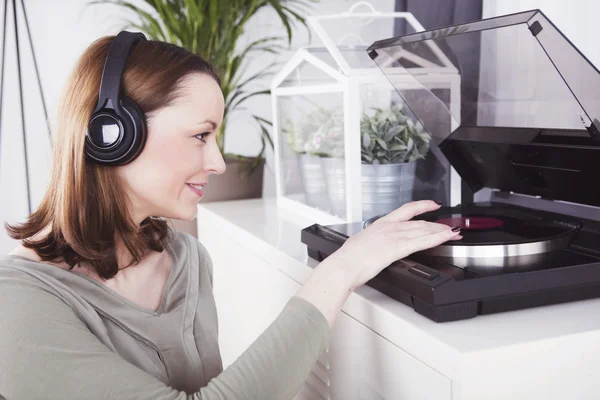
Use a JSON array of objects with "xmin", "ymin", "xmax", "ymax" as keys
[
  {"xmin": 252, "ymin": 115, "xmax": 274, "ymax": 149},
  {"xmin": 383, "ymin": 125, "xmax": 402, "ymax": 142},
  {"xmin": 369, "ymin": 121, "xmax": 378, "ymax": 135},
  {"xmin": 362, "ymin": 132, "xmax": 370, "ymax": 148},
  {"xmin": 389, "ymin": 144, "xmax": 407, "ymax": 151},
  {"xmin": 415, "ymin": 121, "xmax": 424, "ymax": 133},
  {"xmin": 237, "ymin": 36, "xmax": 284, "ymax": 61},
  {"xmin": 406, "ymin": 137, "xmax": 414, "ymax": 153},
  {"xmin": 268, "ymin": 0, "xmax": 292, "ymax": 45},
  {"xmin": 392, "ymin": 153, "xmax": 406, "ymax": 163},
  {"xmin": 360, "ymin": 105, "xmax": 432, "ymax": 163},
  {"xmin": 229, "ymin": 89, "xmax": 270, "ymax": 111},
  {"xmin": 236, "ymin": 61, "xmax": 279, "ymax": 88},
  {"xmin": 368, "ymin": 135, "xmax": 376, "ymax": 151},
  {"xmin": 375, "ymin": 137, "xmax": 388, "ymax": 150},
  {"xmin": 378, "ymin": 109, "xmax": 395, "ymax": 123}
]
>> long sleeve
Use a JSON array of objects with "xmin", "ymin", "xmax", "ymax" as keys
[{"xmin": 0, "ymin": 275, "xmax": 330, "ymax": 400}]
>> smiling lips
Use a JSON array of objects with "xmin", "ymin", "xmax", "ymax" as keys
[{"xmin": 186, "ymin": 182, "xmax": 206, "ymax": 197}]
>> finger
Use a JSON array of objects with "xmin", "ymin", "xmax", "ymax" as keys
[
  {"xmin": 394, "ymin": 220, "xmax": 449, "ymax": 231},
  {"xmin": 396, "ymin": 223, "xmax": 450, "ymax": 240},
  {"xmin": 405, "ymin": 228, "xmax": 461, "ymax": 253},
  {"xmin": 384, "ymin": 200, "xmax": 441, "ymax": 222},
  {"xmin": 395, "ymin": 223, "xmax": 449, "ymax": 239},
  {"xmin": 411, "ymin": 224, "xmax": 462, "ymax": 239},
  {"xmin": 395, "ymin": 227, "xmax": 438, "ymax": 239}
]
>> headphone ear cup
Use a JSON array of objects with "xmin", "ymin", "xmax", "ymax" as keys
[
  {"xmin": 84, "ymin": 97, "xmax": 147, "ymax": 166},
  {"xmin": 116, "ymin": 96, "xmax": 148, "ymax": 165}
]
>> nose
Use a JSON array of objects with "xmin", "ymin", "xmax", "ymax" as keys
[{"xmin": 205, "ymin": 144, "xmax": 227, "ymax": 175}]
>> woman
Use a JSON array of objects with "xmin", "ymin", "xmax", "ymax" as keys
[{"xmin": 0, "ymin": 32, "xmax": 461, "ymax": 400}]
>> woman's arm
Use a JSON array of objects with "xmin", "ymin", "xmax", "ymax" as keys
[{"xmin": 0, "ymin": 274, "xmax": 328, "ymax": 400}]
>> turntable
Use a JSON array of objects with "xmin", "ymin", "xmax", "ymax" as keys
[{"xmin": 301, "ymin": 10, "xmax": 600, "ymax": 322}]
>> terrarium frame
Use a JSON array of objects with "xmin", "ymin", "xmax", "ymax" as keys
[{"xmin": 271, "ymin": 2, "xmax": 462, "ymax": 224}]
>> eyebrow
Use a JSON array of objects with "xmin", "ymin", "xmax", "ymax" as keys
[{"xmin": 197, "ymin": 120, "xmax": 217, "ymax": 130}]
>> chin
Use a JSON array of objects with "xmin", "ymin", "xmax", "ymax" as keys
[
  {"xmin": 155, "ymin": 197, "xmax": 199, "ymax": 221},
  {"xmin": 171, "ymin": 204, "xmax": 199, "ymax": 222}
]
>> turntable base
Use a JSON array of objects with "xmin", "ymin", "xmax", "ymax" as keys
[{"xmin": 302, "ymin": 202, "xmax": 600, "ymax": 322}]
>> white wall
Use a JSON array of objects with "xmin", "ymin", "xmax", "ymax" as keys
[
  {"xmin": 0, "ymin": 0, "xmax": 395, "ymax": 252},
  {"xmin": 0, "ymin": 0, "xmax": 129, "ymax": 252},
  {"xmin": 483, "ymin": 0, "xmax": 600, "ymax": 67},
  {"xmin": 476, "ymin": 1, "xmax": 600, "ymax": 131},
  {"xmin": 4, "ymin": 0, "xmax": 597, "ymax": 252}
]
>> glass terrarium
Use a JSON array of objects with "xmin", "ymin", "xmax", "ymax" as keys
[{"xmin": 271, "ymin": 2, "xmax": 461, "ymax": 224}]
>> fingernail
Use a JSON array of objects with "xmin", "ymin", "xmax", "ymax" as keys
[
  {"xmin": 434, "ymin": 200, "xmax": 443, "ymax": 205},
  {"xmin": 451, "ymin": 226, "xmax": 461, "ymax": 232}
]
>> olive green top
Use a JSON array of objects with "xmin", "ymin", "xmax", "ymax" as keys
[{"xmin": 0, "ymin": 231, "xmax": 329, "ymax": 399}]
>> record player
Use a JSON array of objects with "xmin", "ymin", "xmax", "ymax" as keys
[{"xmin": 301, "ymin": 10, "xmax": 600, "ymax": 322}]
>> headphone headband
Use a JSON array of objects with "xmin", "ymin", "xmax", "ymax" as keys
[{"xmin": 93, "ymin": 31, "xmax": 146, "ymax": 114}]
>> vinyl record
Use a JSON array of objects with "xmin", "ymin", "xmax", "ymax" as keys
[
  {"xmin": 417, "ymin": 211, "xmax": 577, "ymax": 246},
  {"xmin": 413, "ymin": 203, "xmax": 582, "ymax": 265}
]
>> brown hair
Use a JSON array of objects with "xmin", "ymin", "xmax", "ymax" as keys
[{"xmin": 5, "ymin": 35, "xmax": 220, "ymax": 280}]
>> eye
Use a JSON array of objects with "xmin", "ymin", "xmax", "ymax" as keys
[{"xmin": 195, "ymin": 132, "xmax": 210, "ymax": 143}]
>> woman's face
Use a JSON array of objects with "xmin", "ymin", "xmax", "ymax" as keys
[{"xmin": 118, "ymin": 72, "xmax": 226, "ymax": 224}]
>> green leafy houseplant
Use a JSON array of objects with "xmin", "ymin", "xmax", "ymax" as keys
[
  {"xmin": 283, "ymin": 106, "xmax": 344, "ymax": 158},
  {"xmin": 360, "ymin": 103, "xmax": 431, "ymax": 164},
  {"xmin": 91, "ymin": 0, "xmax": 317, "ymax": 176}
]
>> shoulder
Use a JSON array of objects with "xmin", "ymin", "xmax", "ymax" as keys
[
  {"xmin": 0, "ymin": 258, "xmax": 54, "ymax": 292},
  {"xmin": 0, "ymin": 259, "xmax": 73, "ymax": 309},
  {"xmin": 0, "ymin": 258, "xmax": 98, "ymax": 332},
  {"xmin": 0, "ymin": 262, "xmax": 78, "ymax": 337}
]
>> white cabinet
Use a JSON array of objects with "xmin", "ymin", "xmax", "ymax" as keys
[
  {"xmin": 197, "ymin": 220, "xmax": 301, "ymax": 367},
  {"xmin": 325, "ymin": 312, "xmax": 451, "ymax": 400},
  {"xmin": 197, "ymin": 199, "xmax": 600, "ymax": 400},
  {"xmin": 197, "ymin": 215, "xmax": 451, "ymax": 400}
]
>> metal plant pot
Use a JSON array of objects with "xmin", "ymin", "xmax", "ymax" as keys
[
  {"xmin": 297, "ymin": 154, "xmax": 417, "ymax": 220},
  {"xmin": 298, "ymin": 153, "xmax": 330, "ymax": 211},
  {"xmin": 322, "ymin": 157, "xmax": 346, "ymax": 218},
  {"xmin": 361, "ymin": 161, "xmax": 417, "ymax": 220}
]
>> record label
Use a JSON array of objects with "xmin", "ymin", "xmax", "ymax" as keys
[{"xmin": 436, "ymin": 216, "xmax": 504, "ymax": 230}]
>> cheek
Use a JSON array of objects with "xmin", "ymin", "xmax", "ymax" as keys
[{"xmin": 124, "ymin": 140, "xmax": 195, "ymax": 197}]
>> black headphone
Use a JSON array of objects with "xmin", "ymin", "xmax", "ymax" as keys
[{"xmin": 85, "ymin": 31, "xmax": 148, "ymax": 166}]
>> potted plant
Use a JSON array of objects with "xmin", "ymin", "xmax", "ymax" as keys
[
  {"xmin": 90, "ymin": 0, "xmax": 316, "ymax": 235},
  {"xmin": 302, "ymin": 108, "xmax": 346, "ymax": 217},
  {"xmin": 360, "ymin": 103, "xmax": 431, "ymax": 219},
  {"xmin": 282, "ymin": 106, "xmax": 343, "ymax": 212}
]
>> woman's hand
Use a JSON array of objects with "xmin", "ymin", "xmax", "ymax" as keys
[
  {"xmin": 327, "ymin": 200, "xmax": 462, "ymax": 291},
  {"xmin": 296, "ymin": 200, "xmax": 462, "ymax": 328}
]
